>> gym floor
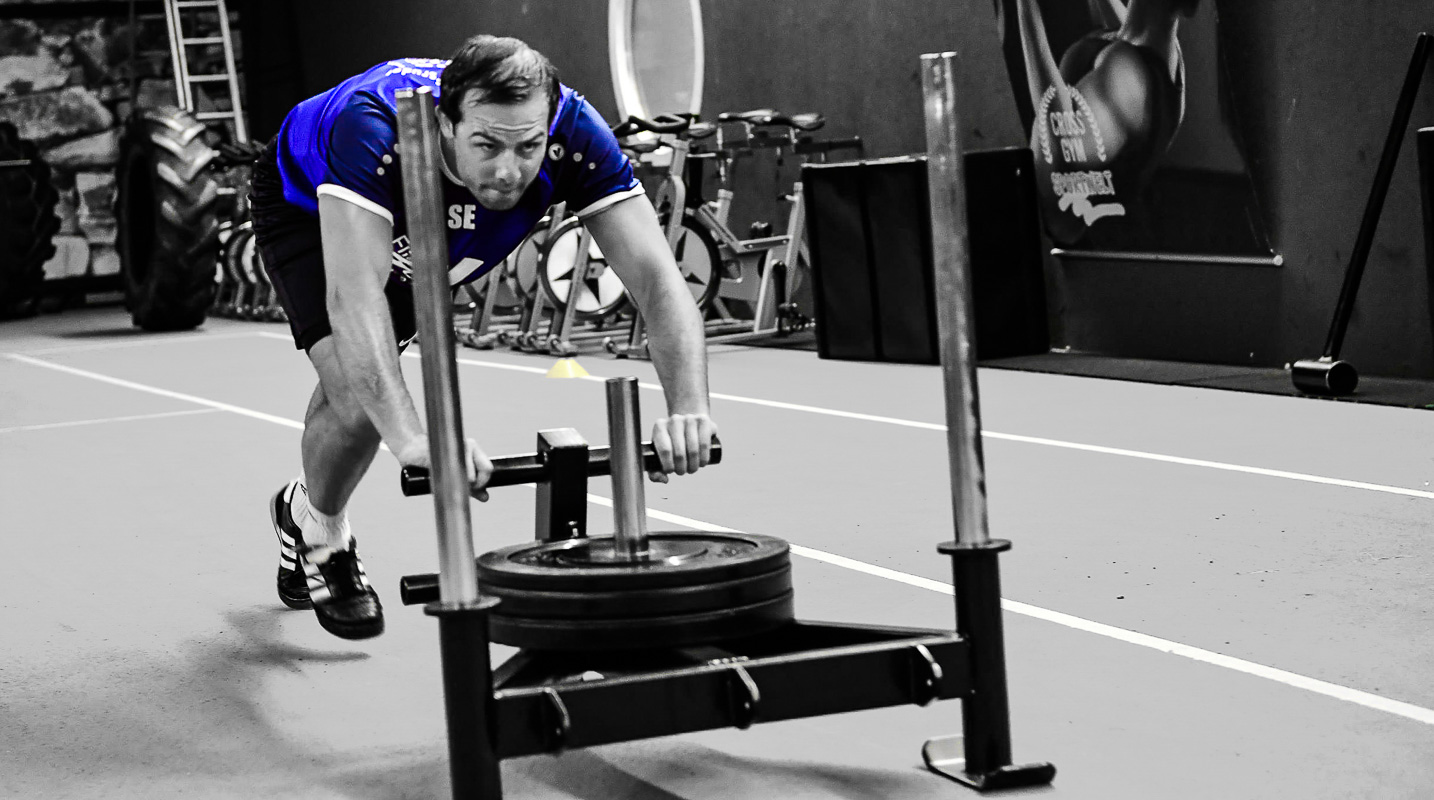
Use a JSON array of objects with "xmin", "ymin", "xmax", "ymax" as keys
[{"xmin": 2, "ymin": 308, "xmax": 1432, "ymax": 800}]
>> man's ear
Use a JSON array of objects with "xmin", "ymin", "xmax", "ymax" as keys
[{"xmin": 437, "ymin": 106, "xmax": 456, "ymax": 138}]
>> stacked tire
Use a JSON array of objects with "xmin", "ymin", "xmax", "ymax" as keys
[
  {"xmin": 0, "ymin": 122, "xmax": 61, "ymax": 320},
  {"xmin": 116, "ymin": 106, "xmax": 221, "ymax": 331}
]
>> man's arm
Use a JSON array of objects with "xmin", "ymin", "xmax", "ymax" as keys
[
  {"xmin": 317, "ymin": 195, "xmax": 425, "ymax": 462},
  {"xmin": 585, "ymin": 194, "xmax": 714, "ymax": 475}
]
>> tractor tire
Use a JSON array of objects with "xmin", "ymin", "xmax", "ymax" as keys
[
  {"xmin": 117, "ymin": 106, "xmax": 220, "ymax": 331},
  {"xmin": 0, "ymin": 122, "xmax": 61, "ymax": 320}
]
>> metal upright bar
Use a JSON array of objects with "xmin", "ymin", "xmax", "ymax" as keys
[
  {"xmin": 548, "ymin": 224, "xmax": 592, "ymax": 353},
  {"xmin": 395, "ymin": 87, "xmax": 479, "ymax": 605},
  {"xmin": 127, "ymin": 0, "xmax": 139, "ymax": 109},
  {"xmin": 918, "ymin": 51, "xmax": 1054, "ymax": 792},
  {"xmin": 161, "ymin": 0, "xmax": 192, "ymax": 110},
  {"xmin": 212, "ymin": 0, "xmax": 248, "ymax": 142},
  {"xmin": 606, "ymin": 376, "xmax": 650, "ymax": 558},
  {"xmin": 920, "ymin": 52, "xmax": 988, "ymax": 549},
  {"xmin": 396, "ymin": 87, "xmax": 500, "ymax": 800}
]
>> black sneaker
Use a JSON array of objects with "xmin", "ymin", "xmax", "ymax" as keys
[
  {"xmin": 299, "ymin": 539, "xmax": 385, "ymax": 640},
  {"xmin": 270, "ymin": 481, "xmax": 311, "ymax": 609}
]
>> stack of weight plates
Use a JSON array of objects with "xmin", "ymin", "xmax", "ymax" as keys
[{"xmin": 476, "ymin": 531, "xmax": 794, "ymax": 651}]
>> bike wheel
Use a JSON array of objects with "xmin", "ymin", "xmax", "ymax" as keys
[
  {"xmin": 538, "ymin": 216, "xmax": 630, "ymax": 320},
  {"xmin": 669, "ymin": 211, "xmax": 722, "ymax": 312},
  {"xmin": 239, "ymin": 226, "xmax": 278, "ymax": 319},
  {"xmin": 230, "ymin": 221, "xmax": 261, "ymax": 317},
  {"xmin": 510, "ymin": 222, "xmax": 548, "ymax": 301},
  {"xmin": 473, "ymin": 262, "xmax": 524, "ymax": 315}
]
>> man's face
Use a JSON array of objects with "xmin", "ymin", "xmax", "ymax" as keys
[{"xmin": 440, "ymin": 90, "xmax": 549, "ymax": 211}]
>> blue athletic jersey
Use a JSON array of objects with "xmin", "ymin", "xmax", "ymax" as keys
[{"xmin": 274, "ymin": 57, "xmax": 643, "ymax": 286}]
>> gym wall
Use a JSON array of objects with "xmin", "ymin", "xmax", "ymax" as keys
[
  {"xmin": 0, "ymin": 3, "xmax": 183, "ymax": 285},
  {"xmin": 282, "ymin": 0, "xmax": 1434, "ymax": 377},
  {"xmin": 0, "ymin": 0, "xmax": 254, "ymax": 290},
  {"xmin": 286, "ymin": 0, "xmax": 617, "ymax": 118},
  {"xmin": 231, "ymin": 0, "xmax": 303, "ymax": 144}
]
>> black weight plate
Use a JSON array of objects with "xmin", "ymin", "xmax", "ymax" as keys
[
  {"xmin": 483, "ymin": 563, "xmax": 791, "ymax": 620},
  {"xmin": 490, "ymin": 590, "xmax": 796, "ymax": 651},
  {"xmin": 477, "ymin": 531, "xmax": 790, "ymax": 592}
]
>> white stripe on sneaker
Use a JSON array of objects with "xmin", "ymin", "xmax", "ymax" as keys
[{"xmin": 304, "ymin": 559, "xmax": 331, "ymax": 604}]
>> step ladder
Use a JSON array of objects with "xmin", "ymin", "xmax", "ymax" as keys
[{"xmin": 160, "ymin": 0, "xmax": 248, "ymax": 143}]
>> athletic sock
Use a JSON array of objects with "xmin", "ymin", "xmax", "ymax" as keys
[
  {"xmin": 290, "ymin": 476, "xmax": 353, "ymax": 562},
  {"xmin": 287, "ymin": 474, "xmax": 311, "ymax": 529},
  {"xmin": 301, "ymin": 506, "xmax": 353, "ymax": 564}
]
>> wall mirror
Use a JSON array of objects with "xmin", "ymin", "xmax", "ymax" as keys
[{"xmin": 609, "ymin": 0, "xmax": 704, "ymax": 126}]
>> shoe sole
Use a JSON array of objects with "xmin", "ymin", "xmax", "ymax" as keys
[
  {"xmin": 278, "ymin": 584, "xmax": 312, "ymax": 610},
  {"xmin": 270, "ymin": 487, "xmax": 312, "ymax": 610},
  {"xmin": 315, "ymin": 608, "xmax": 386, "ymax": 640}
]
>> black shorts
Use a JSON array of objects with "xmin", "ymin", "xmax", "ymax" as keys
[{"xmin": 250, "ymin": 137, "xmax": 416, "ymax": 352}]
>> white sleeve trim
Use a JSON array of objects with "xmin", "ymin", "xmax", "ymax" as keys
[
  {"xmin": 572, "ymin": 185, "xmax": 646, "ymax": 219},
  {"xmin": 316, "ymin": 184, "xmax": 395, "ymax": 224}
]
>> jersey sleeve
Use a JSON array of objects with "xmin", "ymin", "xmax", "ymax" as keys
[
  {"xmin": 316, "ymin": 93, "xmax": 402, "ymax": 224},
  {"xmin": 558, "ymin": 99, "xmax": 645, "ymax": 219}
]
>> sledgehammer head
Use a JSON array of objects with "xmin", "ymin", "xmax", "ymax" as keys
[{"xmin": 1291, "ymin": 358, "xmax": 1359, "ymax": 396}]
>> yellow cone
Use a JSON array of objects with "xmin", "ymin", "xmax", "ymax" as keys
[{"xmin": 546, "ymin": 358, "xmax": 590, "ymax": 378}]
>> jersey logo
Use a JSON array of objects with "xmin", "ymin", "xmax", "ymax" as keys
[
  {"xmin": 447, "ymin": 204, "xmax": 477, "ymax": 230},
  {"xmin": 382, "ymin": 57, "xmax": 446, "ymax": 82},
  {"xmin": 391, "ymin": 235, "xmax": 413, "ymax": 278},
  {"xmin": 390, "ymin": 236, "xmax": 484, "ymax": 286},
  {"xmin": 548, "ymin": 142, "xmax": 565, "ymax": 162}
]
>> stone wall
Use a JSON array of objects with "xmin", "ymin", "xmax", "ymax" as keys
[{"xmin": 0, "ymin": 0, "xmax": 242, "ymax": 283}]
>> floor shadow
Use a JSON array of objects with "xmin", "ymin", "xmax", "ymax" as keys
[
  {"xmin": 52, "ymin": 328, "xmax": 151, "ymax": 340},
  {"xmin": 322, "ymin": 722, "xmax": 966, "ymax": 800},
  {"xmin": 510, "ymin": 739, "xmax": 973, "ymax": 800},
  {"xmin": 515, "ymin": 749, "xmax": 697, "ymax": 800},
  {"xmin": 1, "ymin": 606, "xmax": 372, "ymax": 794},
  {"xmin": 323, "ymin": 749, "xmax": 451, "ymax": 800}
]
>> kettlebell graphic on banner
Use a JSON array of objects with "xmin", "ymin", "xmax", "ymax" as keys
[{"xmin": 1011, "ymin": 0, "xmax": 1198, "ymax": 244}]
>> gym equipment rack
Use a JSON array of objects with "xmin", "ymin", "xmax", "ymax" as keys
[{"xmin": 390, "ymin": 54, "xmax": 1053, "ymax": 799}]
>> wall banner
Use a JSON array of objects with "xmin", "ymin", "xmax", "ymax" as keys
[{"xmin": 993, "ymin": 0, "xmax": 1277, "ymax": 262}]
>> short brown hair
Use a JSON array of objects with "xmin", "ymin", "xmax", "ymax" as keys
[{"xmin": 439, "ymin": 35, "xmax": 560, "ymax": 124}]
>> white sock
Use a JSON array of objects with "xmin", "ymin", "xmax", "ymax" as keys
[
  {"xmin": 288, "ymin": 475, "xmax": 311, "ymax": 526},
  {"xmin": 301, "ymin": 505, "xmax": 352, "ymax": 562},
  {"xmin": 289, "ymin": 475, "xmax": 352, "ymax": 560}
]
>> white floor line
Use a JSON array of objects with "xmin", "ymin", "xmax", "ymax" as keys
[
  {"xmin": 4, "ymin": 329, "xmax": 265, "ymax": 357},
  {"xmin": 423, "ymin": 353, "xmax": 1434, "ymax": 503},
  {"xmin": 607, "ymin": 498, "xmax": 1434, "ymax": 728},
  {"xmin": 7, "ymin": 349, "xmax": 1432, "ymax": 727},
  {"xmin": 981, "ymin": 431, "xmax": 1434, "ymax": 501},
  {"xmin": 0, "ymin": 408, "xmax": 219, "ymax": 434},
  {"xmin": 6, "ymin": 354, "xmax": 305, "ymax": 431}
]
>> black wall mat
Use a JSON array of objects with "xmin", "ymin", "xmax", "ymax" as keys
[
  {"xmin": 804, "ymin": 162, "xmax": 882, "ymax": 361},
  {"xmin": 803, "ymin": 147, "xmax": 1049, "ymax": 365},
  {"xmin": 965, "ymin": 147, "xmax": 1051, "ymax": 360}
]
